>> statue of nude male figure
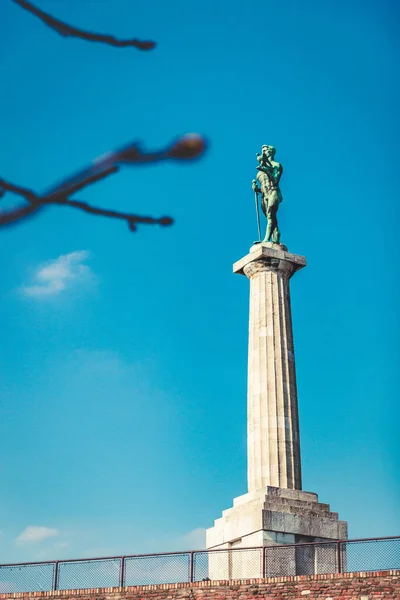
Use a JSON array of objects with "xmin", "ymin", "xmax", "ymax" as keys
[{"xmin": 252, "ymin": 145, "xmax": 283, "ymax": 244}]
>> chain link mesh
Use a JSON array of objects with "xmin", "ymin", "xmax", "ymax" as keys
[
  {"xmin": 0, "ymin": 562, "xmax": 54, "ymax": 593},
  {"xmin": 0, "ymin": 537, "xmax": 398, "ymax": 593},
  {"xmin": 264, "ymin": 542, "xmax": 338, "ymax": 576},
  {"xmin": 344, "ymin": 538, "xmax": 400, "ymax": 572},
  {"xmin": 57, "ymin": 558, "xmax": 121, "ymax": 590},
  {"xmin": 124, "ymin": 553, "xmax": 190, "ymax": 586},
  {"xmin": 194, "ymin": 548, "xmax": 263, "ymax": 581}
]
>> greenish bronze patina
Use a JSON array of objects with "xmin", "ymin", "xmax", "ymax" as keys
[{"xmin": 252, "ymin": 145, "xmax": 283, "ymax": 243}]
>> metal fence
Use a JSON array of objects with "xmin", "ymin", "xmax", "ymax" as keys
[{"xmin": 0, "ymin": 536, "xmax": 398, "ymax": 593}]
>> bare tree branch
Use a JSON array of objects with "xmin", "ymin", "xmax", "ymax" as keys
[
  {"xmin": 0, "ymin": 178, "xmax": 173, "ymax": 230},
  {"xmin": 51, "ymin": 196, "xmax": 173, "ymax": 232},
  {"xmin": 6, "ymin": 0, "xmax": 208, "ymax": 235},
  {"xmin": 0, "ymin": 167, "xmax": 120, "ymax": 226},
  {"xmin": 0, "ymin": 202, "xmax": 40, "ymax": 226},
  {"xmin": 13, "ymin": 0, "xmax": 156, "ymax": 50},
  {"xmin": 0, "ymin": 134, "xmax": 206, "ymax": 230},
  {"xmin": 49, "ymin": 166, "xmax": 120, "ymax": 198},
  {"xmin": 43, "ymin": 135, "xmax": 206, "ymax": 201}
]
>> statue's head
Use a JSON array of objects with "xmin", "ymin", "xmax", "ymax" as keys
[{"xmin": 262, "ymin": 145, "xmax": 276, "ymax": 159}]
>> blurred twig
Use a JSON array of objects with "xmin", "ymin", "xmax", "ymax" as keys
[
  {"xmin": 6, "ymin": 3, "xmax": 208, "ymax": 234},
  {"xmin": 13, "ymin": 0, "xmax": 156, "ymax": 50},
  {"xmin": 0, "ymin": 179, "xmax": 173, "ymax": 230},
  {"xmin": 0, "ymin": 135, "xmax": 207, "ymax": 230}
]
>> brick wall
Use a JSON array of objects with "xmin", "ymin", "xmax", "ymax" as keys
[{"xmin": 1, "ymin": 570, "xmax": 399, "ymax": 600}]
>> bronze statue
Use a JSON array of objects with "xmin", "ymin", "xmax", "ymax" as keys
[{"xmin": 252, "ymin": 145, "xmax": 283, "ymax": 243}]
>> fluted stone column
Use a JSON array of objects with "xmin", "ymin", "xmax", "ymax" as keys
[
  {"xmin": 233, "ymin": 243, "xmax": 306, "ymax": 492},
  {"xmin": 206, "ymin": 242, "xmax": 348, "ymax": 570}
]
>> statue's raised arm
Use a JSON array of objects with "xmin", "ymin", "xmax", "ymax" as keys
[{"xmin": 252, "ymin": 145, "xmax": 283, "ymax": 244}]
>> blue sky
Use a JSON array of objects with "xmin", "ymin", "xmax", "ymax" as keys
[{"xmin": 0, "ymin": 0, "xmax": 399, "ymax": 563}]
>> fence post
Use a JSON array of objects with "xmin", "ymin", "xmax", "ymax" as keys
[
  {"xmin": 120, "ymin": 556, "xmax": 125, "ymax": 588},
  {"xmin": 53, "ymin": 561, "xmax": 59, "ymax": 591},
  {"xmin": 262, "ymin": 546, "xmax": 266, "ymax": 578},
  {"xmin": 337, "ymin": 541, "xmax": 342, "ymax": 574},
  {"xmin": 190, "ymin": 552, "xmax": 194, "ymax": 583}
]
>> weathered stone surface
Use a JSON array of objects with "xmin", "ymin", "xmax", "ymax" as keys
[
  {"xmin": 206, "ymin": 243, "xmax": 348, "ymax": 577},
  {"xmin": 206, "ymin": 486, "xmax": 347, "ymax": 550},
  {"xmin": 233, "ymin": 242, "xmax": 306, "ymax": 276},
  {"xmin": 234, "ymin": 243, "xmax": 305, "ymax": 491}
]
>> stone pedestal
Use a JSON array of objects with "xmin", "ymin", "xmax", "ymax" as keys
[
  {"xmin": 206, "ymin": 243, "xmax": 347, "ymax": 579},
  {"xmin": 206, "ymin": 486, "xmax": 347, "ymax": 578}
]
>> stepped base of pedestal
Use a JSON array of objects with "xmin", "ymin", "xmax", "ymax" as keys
[{"xmin": 206, "ymin": 486, "xmax": 347, "ymax": 578}]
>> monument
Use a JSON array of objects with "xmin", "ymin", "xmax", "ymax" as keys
[{"xmin": 206, "ymin": 145, "xmax": 347, "ymax": 578}]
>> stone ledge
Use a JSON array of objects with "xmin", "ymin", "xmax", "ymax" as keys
[
  {"xmin": 233, "ymin": 244, "xmax": 306, "ymax": 275},
  {"xmin": 206, "ymin": 486, "xmax": 347, "ymax": 548},
  {"xmin": 232, "ymin": 488, "xmax": 319, "ymax": 508}
]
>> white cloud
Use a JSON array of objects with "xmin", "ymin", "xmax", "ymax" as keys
[
  {"xmin": 148, "ymin": 528, "xmax": 206, "ymax": 553},
  {"xmin": 16, "ymin": 526, "xmax": 59, "ymax": 544},
  {"xmin": 22, "ymin": 250, "xmax": 93, "ymax": 298},
  {"xmin": 176, "ymin": 528, "xmax": 206, "ymax": 550}
]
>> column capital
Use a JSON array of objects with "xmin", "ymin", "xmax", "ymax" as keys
[{"xmin": 233, "ymin": 243, "xmax": 306, "ymax": 279}]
